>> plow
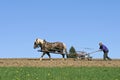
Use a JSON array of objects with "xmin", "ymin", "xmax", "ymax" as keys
[{"xmin": 75, "ymin": 50, "xmax": 99, "ymax": 60}]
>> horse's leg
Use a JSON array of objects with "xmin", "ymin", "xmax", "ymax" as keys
[
  {"xmin": 61, "ymin": 49, "xmax": 66, "ymax": 60},
  {"xmin": 40, "ymin": 52, "xmax": 46, "ymax": 61},
  {"xmin": 61, "ymin": 54, "xmax": 65, "ymax": 58},
  {"xmin": 46, "ymin": 52, "xmax": 52, "ymax": 60},
  {"xmin": 61, "ymin": 54, "xmax": 65, "ymax": 60}
]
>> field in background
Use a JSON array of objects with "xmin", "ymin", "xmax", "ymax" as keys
[{"xmin": 0, "ymin": 58, "xmax": 120, "ymax": 80}]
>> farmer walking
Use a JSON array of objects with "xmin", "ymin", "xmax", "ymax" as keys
[{"xmin": 99, "ymin": 42, "xmax": 112, "ymax": 60}]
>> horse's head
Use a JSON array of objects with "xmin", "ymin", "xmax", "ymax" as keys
[{"xmin": 33, "ymin": 38, "xmax": 44, "ymax": 49}]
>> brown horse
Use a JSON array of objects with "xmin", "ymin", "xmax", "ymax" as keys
[{"xmin": 34, "ymin": 38, "xmax": 67, "ymax": 60}]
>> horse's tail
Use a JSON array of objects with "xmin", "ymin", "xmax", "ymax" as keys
[{"xmin": 63, "ymin": 43, "xmax": 68, "ymax": 58}]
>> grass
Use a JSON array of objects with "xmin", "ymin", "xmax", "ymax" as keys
[{"xmin": 0, "ymin": 67, "xmax": 120, "ymax": 80}]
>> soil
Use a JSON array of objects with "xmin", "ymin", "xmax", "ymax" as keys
[{"xmin": 0, "ymin": 58, "xmax": 120, "ymax": 67}]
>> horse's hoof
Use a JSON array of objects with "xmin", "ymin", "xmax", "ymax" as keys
[
  {"xmin": 50, "ymin": 58, "xmax": 52, "ymax": 61},
  {"xmin": 62, "ymin": 58, "xmax": 65, "ymax": 60},
  {"xmin": 40, "ymin": 58, "xmax": 42, "ymax": 61}
]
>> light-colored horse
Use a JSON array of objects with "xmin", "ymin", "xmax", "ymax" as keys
[{"xmin": 34, "ymin": 38, "xmax": 67, "ymax": 60}]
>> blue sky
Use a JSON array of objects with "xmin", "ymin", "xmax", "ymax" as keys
[{"xmin": 0, "ymin": 0, "xmax": 120, "ymax": 59}]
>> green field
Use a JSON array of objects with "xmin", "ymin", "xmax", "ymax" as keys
[{"xmin": 0, "ymin": 67, "xmax": 120, "ymax": 80}]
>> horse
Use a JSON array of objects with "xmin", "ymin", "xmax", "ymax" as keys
[{"xmin": 33, "ymin": 38, "xmax": 67, "ymax": 60}]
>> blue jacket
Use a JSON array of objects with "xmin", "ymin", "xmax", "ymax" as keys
[{"xmin": 99, "ymin": 44, "xmax": 109, "ymax": 53}]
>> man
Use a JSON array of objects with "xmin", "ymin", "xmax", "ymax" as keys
[{"xmin": 99, "ymin": 42, "xmax": 112, "ymax": 60}]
